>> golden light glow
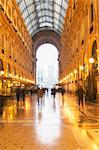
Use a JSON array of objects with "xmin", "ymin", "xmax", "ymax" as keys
[
  {"xmin": 79, "ymin": 65, "xmax": 84, "ymax": 71},
  {"xmin": 20, "ymin": 77, "xmax": 23, "ymax": 80},
  {"xmin": 93, "ymin": 143, "xmax": 99, "ymax": 150},
  {"xmin": 89, "ymin": 57, "xmax": 94, "ymax": 64},
  {"xmin": 59, "ymin": 76, "xmax": 67, "ymax": 83},
  {"xmin": 15, "ymin": 75, "xmax": 18, "ymax": 79},
  {"xmin": 70, "ymin": 72, "xmax": 73, "ymax": 76},
  {"xmin": 10, "ymin": 83, "xmax": 13, "ymax": 86},
  {"xmin": 82, "ymin": 130, "xmax": 87, "ymax": 136},
  {"xmin": 23, "ymin": 78, "xmax": 25, "ymax": 81},
  {"xmin": 59, "ymin": 73, "xmax": 73, "ymax": 83},
  {"xmin": 0, "ymin": 70, "xmax": 4, "ymax": 75},
  {"xmin": 9, "ymin": 73, "xmax": 12, "ymax": 77},
  {"xmin": 74, "ymin": 70, "xmax": 77, "ymax": 74},
  {"xmin": 3, "ymin": 105, "xmax": 17, "ymax": 121},
  {"xmin": 25, "ymin": 100, "xmax": 31, "ymax": 111}
]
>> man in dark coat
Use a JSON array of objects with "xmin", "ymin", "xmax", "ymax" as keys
[{"xmin": 76, "ymin": 85, "xmax": 84, "ymax": 107}]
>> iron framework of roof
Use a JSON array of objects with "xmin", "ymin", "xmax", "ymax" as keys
[{"xmin": 17, "ymin": 0, "xmax": 68, "ymax": 37}]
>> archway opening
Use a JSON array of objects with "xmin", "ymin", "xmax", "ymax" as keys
[{"xmin": 36, "ymin": 43, "xmax": 59, "ymax": 88}]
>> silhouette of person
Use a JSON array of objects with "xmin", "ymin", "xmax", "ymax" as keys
[
  {"xmin": 76, "ymin": 85, "xmax": 84, "ymax": 107},
  {"xmin": 21, "ymin": 88, "xmax": 26, "ymax": 105},
  {"xmin": 16, "ymin": 88, "xmax": 21, "ymax": 106}
]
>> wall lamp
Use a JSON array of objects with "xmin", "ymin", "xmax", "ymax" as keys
[
  {"xmin": 89, "ymin": 57, "xmax": 94, "ymax": 64},
  {"xmin": 80, "ymin": 65, "xmax": 84, "ymax": 71}
]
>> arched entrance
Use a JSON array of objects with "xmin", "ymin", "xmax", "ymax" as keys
[
  {"xmin": 89, "ymin": 40, "xmax": 98, "ymax": 101},
  {"xmin": 91, "ymin": 40, "xmax": 98, "ymax": 100},
  {"xmin": 36, "ymin": 43, "xmax": 59, "ymax": 88},
  {"xmin": 32, "ymin": 30, "xmax": 61, "ymax": 83}
]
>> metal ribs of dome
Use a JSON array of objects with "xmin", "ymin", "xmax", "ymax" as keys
[{"xmin": 17, "ymin": 0, "xmax": 68, "ymax": 37}]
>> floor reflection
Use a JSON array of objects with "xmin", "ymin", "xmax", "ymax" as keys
[
  {"xmin": 35, "ymin": 93, "xmax": 61, "ymax": 144},
  {"xmin": 0, "ymin": 93, "xmax": 99, "ymax": 150},
  {"xmin": 0, "ymin": 96, "xmax": 32, "ymax": 121}
]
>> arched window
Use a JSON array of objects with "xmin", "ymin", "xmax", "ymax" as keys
[
  {"xmin": 83, "ymin": 52, "xmax": 87, "ymax": 73},
  {"xmin": 92, "ymin": 40, "xmax": 97, "ymax": 57},
  {"xmin": 0, "ymin": 59, "xmax": 4, "ymax": 71},
  {"xmin": 7, "ymin": 63, "xmax": 11, "ymax": 76},
  {"xmin": 73, "ymin": 0, "xmax": 76, "ymax": 9},
  {"xmin": 14, "ymin": 67, "xmax": 16, "ymax": 76},
  {"xmin": 92, "ymin": 40, "xmax": 98, "ymax": 72},
  {"xmin": 90, "ymin": 2, "xmax": 94, "ymax": 24}
]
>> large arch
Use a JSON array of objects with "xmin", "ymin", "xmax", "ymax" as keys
[{"xmin": 32, "ymin": 30, "xmax": 61, "ymax": 82}]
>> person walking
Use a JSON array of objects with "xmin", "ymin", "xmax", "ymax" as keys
[
  {"xmin": 16, "ymin": 87, "xmax": 21, "ymax": 106},
  {"xmin": 61, "ymin": 87, "xmax": 65, "ymax": 106},
  {"xmin": 21, "ymin": 88, "xmax": 26, "ymax": 105},
  {"xmin": 37, "ymin": 88, "xmax": 43, "ymax": 105},
  {"xmin": 76, "ymin": 85, "xmax": 84, "ymax": 107},
  {"xmin": 61, "ymin": 87, "xmax": 65, "ymax": 97},
  {"xmin": 51, "ymin": 88, "xmax": 56, "ymax": 99}
]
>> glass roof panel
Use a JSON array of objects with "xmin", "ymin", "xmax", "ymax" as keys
[
  {"xmin": 16, "ymin": 0, "xmax": 68, "ymax": 37},
  {"xmin": 40, "ymin": 22, "xmax": 53, "ymax": 28},
  {"xmin": 25, "ymin": 0, "xmax": 32, "ymax": 5}
]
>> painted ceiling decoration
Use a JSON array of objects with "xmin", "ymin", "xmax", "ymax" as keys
[{"xmin": 17, "ymin": 0, "xmax": 68, "ymax": 37}]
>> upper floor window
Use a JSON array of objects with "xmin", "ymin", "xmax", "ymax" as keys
[
  {"xmin": 7, "ymin": 63, "xmax": 11, "ymax": 76},
  {"xmin": 2, "ymin": 34, "xmax": 4, "ymax": 49},
  {"xmin": 8, "ymin": 6, "xmax": 11, "ymax": 18},
  {"xmin": 92, "ymin": 40, "xmax": 98, "ymax": 72},
  {"xmin": 73, "ymin": 0, "xmax": 76, "ymax": 9},
  {"xmin": 90, "ymin": 2, "xmax": 94, "ymax": 24},
  {"xmin": 0, "ymin": 59, "xmax": 4, "ymax": 71},
  {"xmin": 92, "ymin": 40, "xmax": 97, "ymax": 57}
]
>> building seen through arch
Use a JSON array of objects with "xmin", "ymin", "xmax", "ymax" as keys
[{"xmin": 36, "ymin": 44, "xmax": 58, "ymax": 88}]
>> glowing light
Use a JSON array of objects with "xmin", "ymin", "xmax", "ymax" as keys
[
  {"xmin": 59, "ymin": 77, "xmax": 67, "ymax": 83},
  {"xmin": 9, "ymin": 73, "xmax": 12, "ymax": 77},
  {"xmin": 23, "ymin": 78, "xmax": 25, "ymax": 81},
  {"xmin": 80, "ymin": 65, "xmax": 84, "ymax": 71},
  {"xmin": 20, "ymin": 77, "xmax": 22, "ymax": 80},
  {"xmin": 10, "ymin": 83, "xmax": 13, "ymax": 86},
  {"xmin": 15, "ymin": 75, "xmax": 18, "ymax": 79},
  {"xmin": 74, "ymin": 70, "xmax": 77, "ymax": 74},
  {"xmin": 0, "ymin": 70, "xmax": 4, "ymax": 75},
  {"xmin": 82, "ymin": 130, "xmax": 87, "ymax": 136},
  {"xmin": 22, "ymin": 84, "xmax": 25, "ymax": 87},
  {"xmin": 89, "ymin": 57, "xmax": 94, "ymax": 64},
  {"xmin": 25, "ymin": 100, "xmax": 30, "ymax": 111},
  {"xmin": 93, "ymin": 143, "xmax": 99, "ymax": 150},
  {"xmin": 70, "ymin": 72, "xmax": 73, "ymax": 76}
]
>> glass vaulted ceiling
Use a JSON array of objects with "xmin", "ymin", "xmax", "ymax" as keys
[{"xmin": 17, "ymin": 0, "xmax": 68, "ymax": 37}]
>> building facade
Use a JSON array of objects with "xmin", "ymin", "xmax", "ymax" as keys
[
  {"xmin": 60, "ymin": 0, "xmax": 99, "ymax": 102},
  {"xmin": 0, "ymin": 0, "xmax": 34, "ymax": 95}
]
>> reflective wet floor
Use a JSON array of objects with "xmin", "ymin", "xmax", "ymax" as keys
[{"xmin": 0, "ymin": 92, "xmax": 99, "ymax": 150}]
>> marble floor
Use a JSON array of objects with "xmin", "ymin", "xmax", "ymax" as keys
[{"xmin": 0, "ymin": 92, "xmax": 99, "ymax": 150}]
